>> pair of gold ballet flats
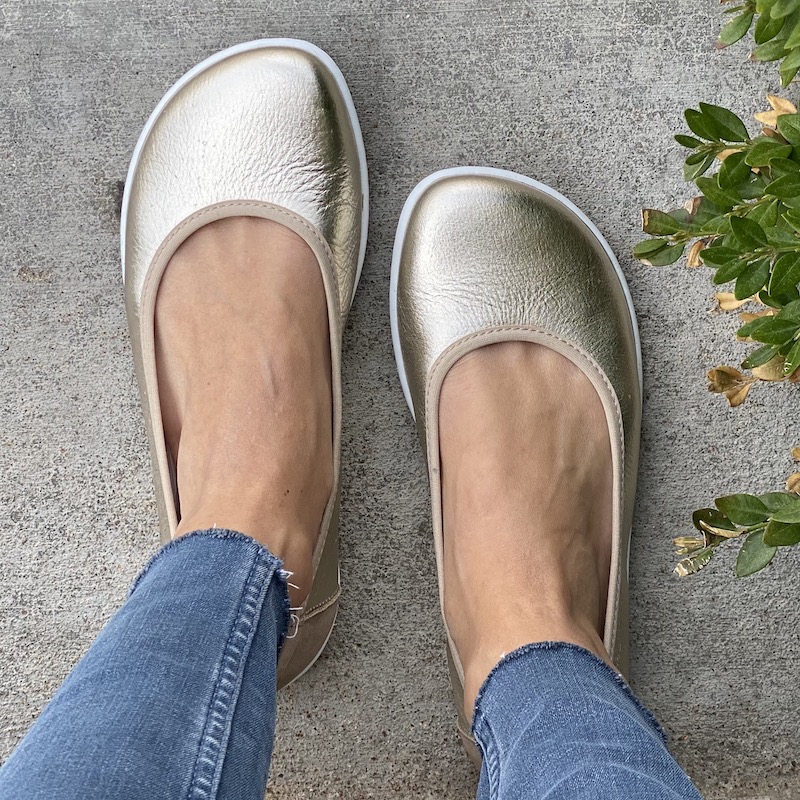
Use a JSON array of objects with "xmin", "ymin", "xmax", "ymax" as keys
[{"xmin": 120, "ymin": 40, "xmax": 642, "ymax": 761}]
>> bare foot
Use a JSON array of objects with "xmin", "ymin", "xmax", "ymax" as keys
[
  {"xmin": 438, "ymin": 341, "xmax": 614, "ymax": 719},
  {"xmin": 155, "ymin": 217, "xmax": 333, "ymax": 606}
]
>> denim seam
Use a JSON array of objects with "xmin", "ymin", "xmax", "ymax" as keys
[
  {"xmin": 473, "ymin": 712, "xmax": 501, "ymax": 799},
  {"xmin": 185, "ymin": 548, "xmax": 282, "ymax": 800},
  {"xmin": 471, "ymin": 641, "xmax": 669, "ymax": 745}
]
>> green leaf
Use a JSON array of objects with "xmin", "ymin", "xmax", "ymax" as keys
[
  {"xmin": 755, "ymin": 9, "xmax": 785, "ymax": 41},
  {"xmin": 777, "ymin": 113, "xmax": 800, "ymax": 145},
  {"xmin": 632, "ymin": 238, "xmax": 669, "ymax": 258},
  {"xmin": 700, "ymin": 214, "xmax": 731, "ymax": 234},
  {"xmin": 746, "ymin": 138, "xmax": 794, "ymax": 166},
  {"xmin": 675, "ymin": 134, "xmax": 703, "ymax": 148},
  {"xmin": 752, "ymin": 38, "xmax": 789, "ymax": 61},
  {"xmin": 748, "ymin": 315, "xmax": 800, "ymax": 343},
  {"xmin": 770, "ymin": 251, "xmax": 800, "ymax": 294},
  {"xmin": 699, "ymin": 103, "xmax": 750, "ymax": 142},
  {"xmin": 760, "ymin": 289, "xmax": 786, "ymax": 307},
  {"xmin": 764, "ymin": 520, "xmax": 800, "ymax": 544},
  {"xmin": 735, "ymin": 530, "xmax": 777, "ymax": 577},
  {"xmin": 700, "ymin": 246, "xmax": 741, "ymax": 266},
  {"xmin": 765, "ymin": 157, "xmax": 800, "ymax": 178},
  {"xmin": 685, "ymin": 150, "xmax": 709, "ymax": 166},
  {"xmin": 784, "ymin": 337, "xmax": 800, "ymax": 372},
  {"xmin": 780, "ymin": 50, "xmax": 800, "ymax": 86},
  {"xmin": 692, "ymin": 508, "xmax": 737, "ymax": 534},
  {"xmin": 785, "ymin": 18, "xmax": 800, "ymax": 48},
  {"xmin": 784, "ymin": 336, "xmax": 800, "ymax": 374},
  {"xmin": 778, "ymin": 59, "xmax": 800, "ymax": 89},
  {"xmin": 771, "ymin": 497, "xmax": 800, "ymax": 521},
  {"xmin": 748, "ymin": 199, "xmax": 781, "ymax": 228},
  {"xmin": 718, "ymin": 11, "xmax": 754, "ymax": 46},
  {"xmin": 731, "ymin": 215, "xmax": 768, "ymax": 248},
  {"xmin": 782, "ymin": 207, "xmax": 800, "ymax": 230},
  {"xmin": 764, "ymin": 172, "xmax": 800, "ymax": 197},
  {"xmin": 777, "ymin": 298, "xmax": 800, "ymax": 320},
  {"xmin": 783, "ymin": 191, "xmax": 800, "ymax": 208},
  {"xmin": 735, "ymin": 258, "xmax": 771, "ymax": 298},
  {"xmin": 714, "ymin": 258, "xmax": 749, "ymax": 284},
  {"xmin": 720, "ymin": 151, "xmax": 753, "ymax": 189},
  {"xmin": 760, "ymin": 491, "xmax": 800, "ymax": 513},
  {"xmin": 742, "ymin": 343, "xmax": 782, "ymax": 367},
  {"xmin": 640, "ymin": 243, "xmax": 685, "ymax": 266},
  {"xmin": 696, "ymin": 176, "xmax": 740, "ymax": 209},
  {"xmin": 642, "ymin": 209, "xmax": 681, "ymax": 235},
  {"xmin": 685, "ymin": 108, "xmax": 718, "ymax": 141},
  {"xmin": 684, "ymin": 153, "xmax": 716, "ymax": 181},
  {"xmin": 772, "ymin": 0, "xmax": 800, "ymax": 20},
  {"xmin": 737, "ymin": 315, "xmax": 775, "ymax": 338},
  {"xmin": 716, "ymin": 494, "xmax": 770, "ymax": 526}
]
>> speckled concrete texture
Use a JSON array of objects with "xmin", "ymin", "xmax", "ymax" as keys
[{"xmin": 1, "ymin": 1, "xmax": 799, "ymax": 798}]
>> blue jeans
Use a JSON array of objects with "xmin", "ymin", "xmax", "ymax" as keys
[{"xmin": 0, "ymin": 530, "xmax": 702, "ymax": 799}]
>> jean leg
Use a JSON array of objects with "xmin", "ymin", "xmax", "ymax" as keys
[
  {"xmin": 0, "ymin": 529, "xmax": 289, "ymax": 800},
  {"xmin": 472, "ymin": 642, "xmax": 703, "ymax": 800}
]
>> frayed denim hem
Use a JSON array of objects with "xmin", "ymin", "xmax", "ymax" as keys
[
  {"xmin": 128, "ymin": 528, "xmax": 291, "ymax": 649},
  {"xmin": 471, "ymin": 640, "xmax": 668, "ymax": 745}
]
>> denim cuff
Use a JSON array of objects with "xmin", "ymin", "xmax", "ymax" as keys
[
  {"xmin": 129, "ymin": 528, "xmax": 291, "ymax": 648},
  {"xmin": 472, "ymin": 641, "xmax": 667, "ymax": 745}
]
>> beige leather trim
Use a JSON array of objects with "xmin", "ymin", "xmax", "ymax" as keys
[
  {"xmin": 135, "ymin": 199, "xmax": 343, "ymax": 616},
  {"xmin": 423, "ymin": 325, "xmax": 627, "ymax": 691}
]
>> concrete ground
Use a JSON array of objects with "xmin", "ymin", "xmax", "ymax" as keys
[{"xmin": 2, "ymin": 1, "xmax": 800, "ymax": 797}]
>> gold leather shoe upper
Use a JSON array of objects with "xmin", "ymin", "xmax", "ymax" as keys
[
  {"xmin": 391, "ymin": 168, "xmax": 642, "ymax": 753},
  {"xmin": 121, "ymin": 40, "xmax": 367, "ymax": 687},
  {"xmin": 123, "ymin": 41, "xmax": 366, "ymax": 318}
]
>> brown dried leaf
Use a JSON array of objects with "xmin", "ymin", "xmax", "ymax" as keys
[
  {"xmin": 792, "ymin": 446, "xmax": 800, "ymax": 461},
  {"xmin": 687, "ymin": 240, "xmax": 705, "ymax": 268},
  {"xmin": 684, "ymin": 196, "xmax": 703, "ymax": 215},
  {"xmin": 762, "ymin": 126, "xmax": 784, "ymax": 140},
  {"xmin": 674, "ymin": 548, "xmax": 713, "ymax": 577},
  {"xmin": 755, "ymin": 110, "xmax": 781, "ymax": 127},
  {"xmin": 707, "ymin": 365, "xmax": 755, "ymax": 407},
  {"xmin": 699, "ymin": 521, "xmax": 741, "ymax": 538},
  {"xmin": 739, "ymin": 309, "xmax": 775, "ymax": 323},
  {"xmin": 752, "ymin": 355, "xmax": 787, "ymax": 381},
  {"xmin": 715, "ymin": 292, "xmax": 751, "ymax": 311},
  {"xmin": 717, "ymin": 148, "xmax": 739, "ymax": 161},
  {"xmin": 767, "ymin": 94, "xmax": 797, "ymax": 115},
  {"xmin": 787, "ymin": 473, "xmax": 800, "ymax": 494},
  {"xmin": 673, "ymin": 536, "xmax": 706, "ymax": 553}
]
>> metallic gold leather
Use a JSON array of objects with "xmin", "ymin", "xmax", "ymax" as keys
[
  {"xmin": 396, "ymin": 174, "xmax": 640, "ymax": 442},
  {"xmin": 122, "ymin": 41, "xmax": 365, "ymax": 687},
  {"xmin": 393, "ymin": 170, "xmax": 642, "ymax": 749},
  {"xmin": 124, "ymin": 43, "xmax": 364, "ymax": 317}
]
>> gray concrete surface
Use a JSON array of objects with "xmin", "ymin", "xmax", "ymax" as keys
[{"xmin": 1, "ymin": 1, "xmax": 799, "ymax": 797}]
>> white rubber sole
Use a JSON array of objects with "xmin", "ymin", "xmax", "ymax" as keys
[
  {"xmin": 120, "ymin": 37, "xmax": 370, "ymax": 303},
  {"xmin": 389, "ymin": 166, "xmax": 644, "ymax": 420}
]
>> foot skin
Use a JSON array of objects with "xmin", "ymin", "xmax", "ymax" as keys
[
  {"xmin": 155, "ymin": 217, "xmax": 333, "ymax": 607},
  {"xmin": 438, "ymin": 341, "xmax": 615, "ymax": 720}
]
